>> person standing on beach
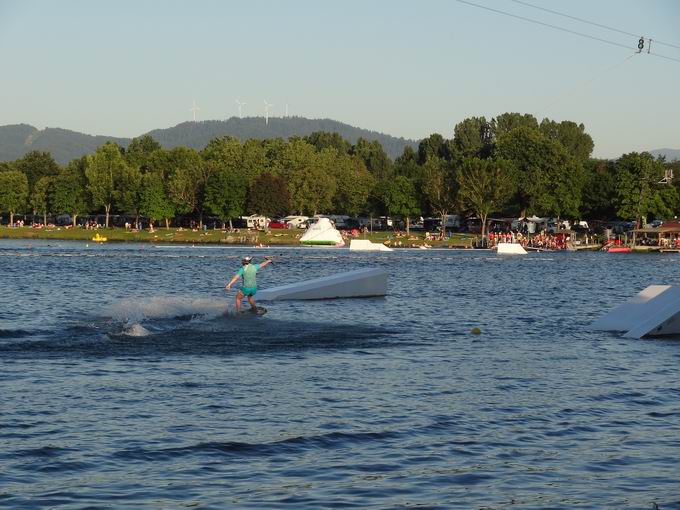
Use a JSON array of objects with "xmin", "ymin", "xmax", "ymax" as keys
[{"xmin": 226, "ymin": 256, "xmax": 272, "ymax": 312}]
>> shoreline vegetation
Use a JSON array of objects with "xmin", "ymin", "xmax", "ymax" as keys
[
  {"xmin": 0, "ymin": 225, "xmax": 477, "ymax": 249},
  {"xmin": 2, "ymin": 114, "xmax": 678, "ymax": 250}
]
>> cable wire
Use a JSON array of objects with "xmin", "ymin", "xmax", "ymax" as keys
[
  {"xmin": 455, "ymin": 0, "xmax": 632, "ymax": 50},
  {"xmin": 537, "ymin": 52, "xmax": 638, "ymax": 118},
  {"xmin": 454, "ymin": 0, "xmax": 680, "ymax": 64},
  {"xmin": 509, "ymin": 0, "xmax": 680, "ymax": 50},
  {"xmin": 648, "ymin": 51, "xmax": 680, "ymax": 64}
]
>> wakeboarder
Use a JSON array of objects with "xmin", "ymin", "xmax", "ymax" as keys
[{"xmin": 226, "ymin": 256, "xmax": 272, "ymax": 313}]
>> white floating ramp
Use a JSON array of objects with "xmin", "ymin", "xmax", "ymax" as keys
[
  {"xmin": 300, "ymin": 218, "xmax": 345, "ymax": 246},
  {"xmin": 349, "ymin": 239, "xmax": 393, "ymax": 252},
  {"xmin": 496, "ymin": 242, "xmax": 527, "ymax": 255},
  {"xmin": 591, "ymin": 285, "xmax": 680, "ymax": 338},
  {"xmin": 256, "ymin": 268, "xmax": 387, "ymax": 301}
]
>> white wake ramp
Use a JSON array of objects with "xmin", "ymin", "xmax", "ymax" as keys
[
  {"xmin": 496, "ymin": 242, "xmax": 527, "ymax": 255},
  {"xmin": 349, "ymin": 239, "xmax": 393, "ymax": 252},
  {"xmin": 591, "ymin": 285, "xmax": 680, "ymax": 338},
  {"xmin": 256, "ymin": 268, "xmax": 388, "ymax": 301}
]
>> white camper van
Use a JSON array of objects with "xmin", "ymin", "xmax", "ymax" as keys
[{"xmin": 283, "ymin": 215, "xmax": 309, "ymax": 228}]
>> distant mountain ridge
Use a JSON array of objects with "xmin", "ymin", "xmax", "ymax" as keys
[
  {"xmin": 649, "ymin": 148, "xmax": 680, "ymax": 162},
  {"xmin": 0, "ymin": 117, "xmax": 418, "ymax": 164}
]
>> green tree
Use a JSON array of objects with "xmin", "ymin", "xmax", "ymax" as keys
[
  {"xmin": 0, "ymin": 170, "xmax": 29, "ymax": 226},
  {"xmin": 166, "ymin": 147, "xmax": 204, "ymax": 223},
  {"xmin": 457, "ymin": 157, "xmax": 513, "ymax": 239},
  {"xmin": 145, "ymin": 149, "xmax": 174, "ymax": 181},
  {"xmin": 202, "ymin": 136, "xmax": 242, "ymax": 166},
  {"xmin": 203, "ymin": 163, "xmax": 248, "ymax": 228},
  {"xmin": 52, "ymin": 158, "xmax": 88, "ymax": 227},
  {"xmin": 539, "ymin": 119, "xmax": 594, "ymax": 163},
  {"xmin": 581, "ymin": 159, "xmax": 617, "ymax": 220},
  {"xmin": 491, "ymin": 112, "xmax": 539, "ymax": 142},
  {"xmin": 304, "ymin": 131, "xmax": 351, "ymax": 154},
  {"xmin": 417, "ymin": 133, "xmax": 451, "ymax": 164},
  {"xmin": 140, "ymin": 172, "xmax": 175, "ymax": 228},
  {"xmin": 383, "ymin": 175, "xmax": 421, "ymax": 235},
  {"xmin": 281, "ymin": 140, "xmax": 336, "ymax": 215},
  {"xmin": 453, "ymin": 117, "xmax": 492, "ymax": 159},
  {"xmin": 30, "ymin": 176, "xmax": 53, "ymax": 226},
  {"xmin": 261, "ymin": 138, "xmax": 288, "ymax": 175},
  {"xmin": 421, "ymin": 157, "xmax": 457, "ymax": 236},
  {"xmin": 116, "ymin": 164, "xmax": 144, "ymax": 225},
  {"xmin": 13, "ymin": 151, "xmax": 60, "ymax": 192},
  {"xmin": 85, "ymin": 142, "xmax": 128, "ymax": 227},
  {"xmin": 200, "ymin": 137, "xmax": 249, "ymax": 227},
  {"xmin": 332, "ymin": 154, "xmax": 374, "ymax": 216},
  {"xmin": 616, "ymin": 152, "xmax": 678, "ymax": 227},
  {"xmin": 241, "ymin": 139, "xmax": 269, "ymax": 181},
  {"xmin": 352, "ymin": 138, "xmax": 392, "ymax": 180},
  {"xmin": 125, "ymin": 134, "xmax": 162, "ymax": 170},
  {"xmin": 394, "ymin": 146, "xmax": 419, "ymax": 178},
  {"xmin": 246, "ymin": 172, "xmax": 291, "ymax": 218},
  {"xmin": 496, "ymin": 126, "xmax": 583, "ymax": 219}
]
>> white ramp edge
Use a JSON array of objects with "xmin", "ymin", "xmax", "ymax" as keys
[
  {"xmin": 497, "ymin": 243, "xmax": 527, "ymax": 255},
  {"xmin": 349, "ymin": 239, "xmax": 393, "ymax": 252},
  {"xmin": 256, "ymin": 268, "xmax": 387, "ymax": 301},
  {"xmin": 591, "ymin": 285, "xmax": 671, "ymax": 332},
  {"xmin": 591, "ymin": 285, "xmax": 680, "ymax": 338}
]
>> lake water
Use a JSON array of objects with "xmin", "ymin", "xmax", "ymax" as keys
[{"xmin": 2, "ymin": 240, "xmax": 680, "ymax": 509}]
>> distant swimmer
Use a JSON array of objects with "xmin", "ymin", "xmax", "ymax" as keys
[{"xmin": 226, "ymin": 256, "xmax": 272, "ymax": 313}]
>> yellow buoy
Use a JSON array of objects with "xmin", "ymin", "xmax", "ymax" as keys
[{"xmin": 471, "ymin": 327, "xmax": 481, "ymax": 335}]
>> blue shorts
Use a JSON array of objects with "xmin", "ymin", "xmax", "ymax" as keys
[{"xmin": 241, "ymin": 286, "xmax": 257, "ymax": 297}]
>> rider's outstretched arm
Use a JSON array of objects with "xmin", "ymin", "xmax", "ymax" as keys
[{"xmin": 226, "ymin": 274, "xmax": 240, "ymax": 289}]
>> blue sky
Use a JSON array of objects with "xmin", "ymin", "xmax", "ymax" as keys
[{"xmin": 1, "ymin": 0, "xmax": 678, "ymax": 158}]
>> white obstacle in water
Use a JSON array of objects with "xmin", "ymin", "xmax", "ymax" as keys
[
  {"xmin": 496, "ymin": 242, "xmax": 527, "ymax": 255},
  {"xmin": 349, "ymin": 239, "xmax": 393, "ymax": 252},
  {"xmin": 300, "ymin": 218, "xmax": 345, "ymax": 246},
  {"xmin": 591, "ymin": 285, "xmax": 680, "ymax": 338},
  {"xmin": 256, "ymin": 268, "xmax": 387, "ymax": 301}
]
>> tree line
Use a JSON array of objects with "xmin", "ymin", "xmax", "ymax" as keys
[{"xmin": 1, "ymin": 112, "xmax": 678, "ymax": 237}]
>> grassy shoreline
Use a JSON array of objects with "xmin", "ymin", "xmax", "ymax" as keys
[{"xmin": 0, "ymin": 226, "xmax": 476, "ymax": 249}]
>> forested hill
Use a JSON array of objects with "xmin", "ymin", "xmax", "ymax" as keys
[
  {"xmin": 649, "ymin": 148, "xmax": 680, "ymax": 162},
  {"xmin": 146, "ymin": 117, "xmax": 418, "ymax": 160},
  {"xmin": 0, "ymin": 117, "xmax": 418, "ymax": 164},
  {"xmin": 0, "ymin": 124, "xmax": 129, "ymax": 164}
]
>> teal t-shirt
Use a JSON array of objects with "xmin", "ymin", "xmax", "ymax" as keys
[{"xmin": 237, "ymin": 263, "xmax": 260, "ymax": 288}]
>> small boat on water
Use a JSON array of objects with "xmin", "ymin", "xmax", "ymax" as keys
[
  {"xmin": 607, "ymin": 246, "xmax": 631, "ymax": 253},
  {"xmin": 300, "ymin": 218, "xmax": 345, "ymax": 246},
  {"xmin": 92, "ymin": 233, "xmax": 108, "ymax": 242}
]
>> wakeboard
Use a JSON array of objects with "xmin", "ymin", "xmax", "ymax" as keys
[{"xmin": 239, "ymin": 306, "xmax": 267, "ymax": 316}]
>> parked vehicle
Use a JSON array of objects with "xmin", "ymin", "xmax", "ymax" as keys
[
  {"xmin": 547, "ymin": 219, "xmax": 570, "ymax": 233},
  {"xmin": 283, "ymin": 215, "xmax": 309, "ymax": 228},
  {"xmin": 269, "ymin": 219, "xmax": 289, "ymax": 229},
  {"xmin": 240, "ymin": 215, "xmax": 269, "ymax": 229}
]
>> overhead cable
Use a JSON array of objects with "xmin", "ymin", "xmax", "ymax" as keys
[
  {"xmin": 454, "ymin": 0, "xmax": 680, "ymax": 64},
  {"xmin": 509, "ymin": 0, "xmax": 680, "ymax": 51}
]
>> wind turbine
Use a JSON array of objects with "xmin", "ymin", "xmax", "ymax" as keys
[
  {"xmin": 235, "ymin": 99, "xmax": 246, "ymax": 119},
  {"xmin": 264, "ymin": 99, "xmax": 274, "ymax": 125},
  {"xmin": 189, "ymin": 99, "xmax": 200, "ymax": 122},
  {"xmin": 285, "ymin": 103, "xmax": 289, "ymax": 117}
]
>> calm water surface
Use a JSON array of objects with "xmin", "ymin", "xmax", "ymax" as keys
[{"xmin": 1, "ymin": 240, "xmax": 680, "ymax": 509}]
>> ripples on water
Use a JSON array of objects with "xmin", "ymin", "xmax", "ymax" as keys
[{"xmin": 2, "ymin": 240, "xmax": 680, "ymax": 509}]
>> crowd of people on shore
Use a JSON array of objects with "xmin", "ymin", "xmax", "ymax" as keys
[{"xmin": 486, "ymin": 230, "xmax": 571, "ymax": 250}]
